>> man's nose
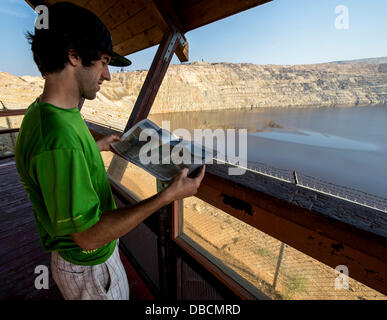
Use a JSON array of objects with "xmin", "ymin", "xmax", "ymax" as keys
[{"xmin": 103, "ymin": 65, "xmax": 111, "ymax": 81}]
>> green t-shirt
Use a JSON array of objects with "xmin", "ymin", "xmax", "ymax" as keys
[{"xmin": 14, "ymin": 98, "xmax": 117, "ymax": 266}]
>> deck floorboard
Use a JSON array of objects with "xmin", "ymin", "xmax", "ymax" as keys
[{"xmin": 0, "ymin": 158, "xmax": 62, "ymax": 300}]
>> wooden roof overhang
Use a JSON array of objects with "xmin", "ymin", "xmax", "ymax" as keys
[{"xmin": 25, "ymin": 0, "xmax": 272, "ymax": 61}]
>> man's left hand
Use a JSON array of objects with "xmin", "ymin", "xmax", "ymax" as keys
[{"xmin": 96, "ymin": 134, "xmax": 122, "ymax": 152}]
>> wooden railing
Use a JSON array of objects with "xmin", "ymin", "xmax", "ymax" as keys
[
  {"xmin": 0, "ymin": 109, "xmax": 26, "ymax": 136},
  {"xmin": 0, "ymin": 109, "xmax": 26, "ymax": 117}
]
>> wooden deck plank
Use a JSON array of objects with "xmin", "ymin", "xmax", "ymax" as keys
[
  {"xmin": 0, "ymin": 159, "xmax": 62, "ymax": 299},
  {"xmin": 0, "ymin": 260, "xmax": 52, "ymax": 299},
  {"xmin": 0, "ymin": 232, "xmax": 41, "ymax": 257},
  {"xmin": 0, "ymin": 205, "xmax": 34, "ymax": 222},
  {"xmin": 0, "ymin": 202, "xmax": 33, "ymax": 217},
  {"xmin": 0, "ymin": 222, "xmax": 36, "ymax": 240},
  {"xmin": 0, "ymin": 248, "xmax": 49, "ymax": 277},
  {"xmin": 1, "ymin": 190, "xmax": 31, "ymax": 209},
  {"xmin": 0, "ymin": 186, "xmax": 27, "ymax": 197},
  {"xmin": 0, "ymin": 213, "xmax": 35, "ymax": 235},
  {"xmin": 0, "ymin": 199, "xmax": 30, "ymax": 211}
]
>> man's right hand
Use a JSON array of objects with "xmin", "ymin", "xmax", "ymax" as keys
[{"xmin": 164, "ymin": 165, "xmax": 206, "ymax": 201}]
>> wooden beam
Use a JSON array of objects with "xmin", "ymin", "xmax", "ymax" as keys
[
  {"xmin": 177, "ymin": 0, "xmax": 272, "ymax": 32},
  {"xmin": 152, "ymin": 0, "xmax": 189, "ymax": 62},
  {"xmin": 195, "ymin": 171, "xmax": 387, "ymax": 296},
  {"xmin": 156, "ymin": 201, "xmax": 177, "ymax": 299},
  {"xmin": 85, "ymin": 0, "xmax": 120, "ymax": 17},
  {"xmin": 99, "ymin": 0, "xmax": 151, "ymax": 31},
  {"xmin": 110, "ymin": 6, "xmax": 158, "ymax": 44},
  {"xmin": 0, "ymin": 128, "xmax": 19, "ymax": 135},
  {"xmin": 207, "ymin": 163, "xmax": 387, "ymax": 239},
  {"xmin": 175, "ymin": 41, "xmax": 189, "ymax": 63},
  {"xmin": 0, "ymin": 109, "xmax": 27, "ymax": 117},
  {"xmin": 113, "ymin": 25, "xmax": 164, "ymax": 56},
  {"xmin": 153, "ymin": 0, "xmax": 186, "ymax": 33},
  {"xmin": 125, "ymin": 31, "xmax": 178, "ymax": 130}
]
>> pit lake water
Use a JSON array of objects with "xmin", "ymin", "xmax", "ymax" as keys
[{"xmin": 150, "ymin": 105, "xmax": 387, "ymax": 199}]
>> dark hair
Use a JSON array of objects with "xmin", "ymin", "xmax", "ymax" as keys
[
  {"xmin": 26, "ymin": 2, "xmax": 114, "ymax": 77},
  {"xmin": 26, "ymin": 30, "xmax": 106, "ymax": 77},
  {"xmin": 27, "ymin": 2, "xmax": 130, "ymax": 75}
]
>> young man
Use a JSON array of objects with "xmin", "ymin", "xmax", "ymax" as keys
[{"xmin": 14, "ymin": 2, "xmax": 205, "ymax": 300}]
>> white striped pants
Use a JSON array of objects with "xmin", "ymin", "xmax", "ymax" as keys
[{"xmin": 51, "ymin": 243, "xmax": 130, "ymax": 300}]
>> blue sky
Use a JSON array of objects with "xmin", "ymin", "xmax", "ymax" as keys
[{"xmin": 0, "ymin": 0, "xmax": 386, "ymax": 76}]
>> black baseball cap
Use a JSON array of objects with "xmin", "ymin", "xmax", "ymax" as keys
[{"xmin": 36, "ymin": 2, "xmax": 131, "ymax": 67}]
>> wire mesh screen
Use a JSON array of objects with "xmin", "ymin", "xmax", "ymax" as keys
[
  {"xmin": 182, "ymin": 196, "xmax": 386, "ymax": 300},
  {"xmin": 180, "ymin": 258, "xmax": 224, "ymax": 300}
]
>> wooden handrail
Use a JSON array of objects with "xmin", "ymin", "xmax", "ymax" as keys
[
  {"xmin": 0, "ymin": 109, "xmax": 27, "ymax": 117},
  {"xmin": 0, "ymin": 128, "xmax": 19, "ymax": 135}
]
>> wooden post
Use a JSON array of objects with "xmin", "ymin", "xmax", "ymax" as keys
[
  {"xmin": 125, "ymin": 32, "xmax": 178, "ymax": 131},
  {"xmin": 0, "ymin": 109, "xmax": 27, "ymax": 117},
  {"xmin": 156, "ymin": 180, "xmax": 178, "ymax": 300}
]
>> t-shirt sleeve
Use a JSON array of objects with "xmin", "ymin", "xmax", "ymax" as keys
[{"xmin": 31, "ymin": 148, "xmax": 101, "ymax": 237}]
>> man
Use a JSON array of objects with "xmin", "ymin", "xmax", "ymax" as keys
[{"xmin": 14, "ymin": 2, "xmax": 205, "ymax": 300}]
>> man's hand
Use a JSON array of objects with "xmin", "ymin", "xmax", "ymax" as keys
[
  {"xmin": 163, "ymin": 165, "xmax": 206, "ymax": 202},
  {"xmin": 96, "ymin": 134, "xmax": 122, "ymax": 152},
  {"xmin": 71, "ymin": 165, "xmax": 206, "ymax": 251}
]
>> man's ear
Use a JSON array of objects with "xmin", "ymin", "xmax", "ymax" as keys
[{"xmin": 68, "ymin": 49, "xmax": 81, "ymax": 67}]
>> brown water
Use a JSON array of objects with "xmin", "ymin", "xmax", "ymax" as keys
[{"xmin": 150, "ymin": 105, "xmax": 387, "ymax": 199}]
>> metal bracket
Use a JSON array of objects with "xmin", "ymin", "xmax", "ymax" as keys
[
  {"xmin": 163, "ymin": 20, "xmax": 186, "ymax": 61},
  {"xmin": 164, "ymin": 32, "xmax": 178, "ymax": 61}
]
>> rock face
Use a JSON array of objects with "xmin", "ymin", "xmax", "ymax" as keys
[{"xmin": 0, "ymin": 60, "xmax": 386, "ymax": 129}]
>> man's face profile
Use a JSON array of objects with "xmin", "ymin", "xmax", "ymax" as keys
[{"xmin": 76, "ymin": 54, "xmax": 112, "ymax": 100}]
